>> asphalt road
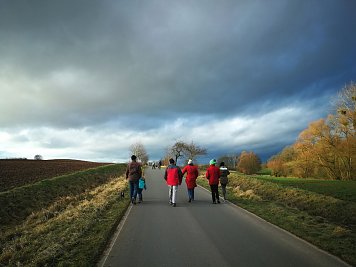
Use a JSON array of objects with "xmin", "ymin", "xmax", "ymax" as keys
[{"xmin": 100, "ymin": 168, "xmax": 349, "ymax": 267}]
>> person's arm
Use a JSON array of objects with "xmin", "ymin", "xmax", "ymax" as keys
[
  {"xmin": 125, "ymin": 164, "xmax": 129, "ymax": 179},
  {"xmin": 195, "ymin": 167, "xmax": 199, "ymax": 178},
  {"xmin": 178, "ymin": 168, "xmax": 183, "ymax": 185},
  {"xmin": 139, "ymin": 164, "xmax": 143, "ymax": 178},
  {"xmin": 182, "ymin": 166, "xmax": 187, "ymax": 176},
  {"xmin": 164, "ymin": 168, "xmax": 168, "ymax": 180},
  {"xmin": 141, "ymin": 165, "xmax": 145, "ymax": 177}
]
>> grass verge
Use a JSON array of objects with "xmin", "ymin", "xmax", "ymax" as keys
[
  {"xmin": 251, "ymin": 175, "xmax": 356, "ymax": 202},
  {"xmin": 0, "ymin": 164, "xmax": 130, "ymax": 266},
  {"xmin": 197, "ymin": 173, "xmax": 356, "ymax": 266}
]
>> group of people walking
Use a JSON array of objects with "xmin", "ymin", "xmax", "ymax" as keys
[
  {"xmin": 165, "ymin": 158, "xmax": 230, "ymax": 206},
  {"xmin": 151, "ymin": 160, "xmax": 162, "ymax": 169},
  {"xmin": 126, "ymin": 155, "xmax": 230, "ymax": 207}
]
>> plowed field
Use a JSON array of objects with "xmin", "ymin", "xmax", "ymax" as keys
[{"xmin": 0, "ymin": 159, "xmax": 112, "ymax": 192}]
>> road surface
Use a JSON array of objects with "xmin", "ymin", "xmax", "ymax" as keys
[{"xmin": 100, "ymin": 168, "xmax": 349, "ymax": 267}]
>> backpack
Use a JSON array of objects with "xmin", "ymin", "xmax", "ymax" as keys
[{"xmin": 129, "ymin": 162, "xmax": 141, "ymax": 177}]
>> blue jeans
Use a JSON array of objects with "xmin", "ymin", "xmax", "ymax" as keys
[
  {"xmin": 188, "ymin": 188, "xmax": 195, "ymax": 200},
  {"xmin": 129, "ymin": 180, "xmax": 139, "ymax": 200}
]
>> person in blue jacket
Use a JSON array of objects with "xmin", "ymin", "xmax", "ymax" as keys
[{"xmin": 138, "ymin": 177, "xmax": 147, "ymax": 203}]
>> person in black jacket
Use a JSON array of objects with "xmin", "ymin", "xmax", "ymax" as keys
[{"xmin": 219, "ymin": 162, "xmax": 230, "ymax": 201}]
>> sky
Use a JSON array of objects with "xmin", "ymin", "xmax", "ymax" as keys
[{"xmin": 0, "ymin": 1, "xmax": 356, "ymax": 163}]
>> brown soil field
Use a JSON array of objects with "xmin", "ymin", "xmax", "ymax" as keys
[{"xmin": 0, "ymin": 159, "xmax": 113, "ymax": 192}]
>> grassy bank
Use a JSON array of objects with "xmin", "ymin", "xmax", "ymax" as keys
[
  {"xmin": 0, "ymin": 164, "xmax": 125, "ymax": 227},
  {"xmin": 198, "ymin": 173, "xmax": 356, "ymax": 266},
  {"xmin": 0, "ymin": 164, "xmax": 130, "ymax": 266}
]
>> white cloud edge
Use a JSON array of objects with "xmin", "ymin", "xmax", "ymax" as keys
[{"xmin": 0, "ymin": 105, "xmax": 316, "ymax": 162}]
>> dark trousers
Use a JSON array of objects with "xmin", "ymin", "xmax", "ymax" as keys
[
  {"xmin": 210, "ymin": 184, "xmax": 220, "ymax": 203},
  {"xmin": 137, "ymin": 188, "xmax": 143, "ymax": 201}
]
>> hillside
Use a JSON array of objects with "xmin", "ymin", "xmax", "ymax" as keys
[
  {"xmin": 0, "ymin": 163, "xmax": 128, "ymax": 266},
  {"xmin": 0, "ymin": 159, "xmax": 112, "ymax": 192}
]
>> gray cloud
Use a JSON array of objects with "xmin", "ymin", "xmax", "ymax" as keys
[{"xmin": 0, "ymin": 0, "xmax": 355, "ymax": 161}]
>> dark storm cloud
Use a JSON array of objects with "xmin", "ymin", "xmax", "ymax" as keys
[{"xmin": 0, "ymin": 0, "xmax": 355, "ymax": 161}]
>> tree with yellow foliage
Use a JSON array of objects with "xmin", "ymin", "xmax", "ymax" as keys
[
  {"xmin": 268, "ymin": 82, "xmax": 355, "ymax": 180},
  {"xmin": 237, "ymin": 151, "xmax": 261, "ymax": 175}
]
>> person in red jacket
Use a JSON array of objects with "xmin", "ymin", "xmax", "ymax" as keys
[
  {"xmin": 164, "ymin": 158, "xmax": 183, "ymax": 207},
  {"xmin": 206, "ymin": 159, "xmax": 221, "ymax": 204},
  {"xmin": 182, "ymin": 159, "xmax": 199, "ymax": 202}
]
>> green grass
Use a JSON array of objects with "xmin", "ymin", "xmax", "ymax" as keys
[
  {"xmin": 256, "ymin": 168, "xmax": 273, "ymax": 175},
  {"xmin": 197, "ymin": 173, "xmax": 356, "ymax": 266},
  {"xmin": 252, "ymin": 175, "xmax": 356, "ymax": 202},
  {"xmin": 0, "ymin": 164, "xmax": 130, "ymax": 266}
]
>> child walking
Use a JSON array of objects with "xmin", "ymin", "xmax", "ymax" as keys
[{"xmin": 137, "ymin": 177, "xmax": 147, "ymax": 203}]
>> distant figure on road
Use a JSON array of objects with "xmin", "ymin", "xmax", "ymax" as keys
[
  {"xmin": 152, "ymin": 162, "xmax": 156, "ymax": 169},
  {"xmin": 158, "ymin": 160, "xmax": 162, "ymax": 169},
  {"xmin": 206, "ymin": 159, "xmax": 221, "ymax": 204},
  {"xmin": 219, "ymin": 162, "xmax": 230, "ymax": 201},
  {"xmin": 164, "ymin": 158, "xmax": 183, "ymax": 207},
  {"xmin": 125, "ymin": 155, "xmax": 142, "ymax": 205},
  {"xmin": 137, "ymin": 176, "xmax": 147, "ymax": 203},
  {"xmin": 182, "ymin": 159, "xmax": 199, "ymax": 202}
]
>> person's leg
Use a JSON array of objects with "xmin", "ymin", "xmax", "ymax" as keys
[
  {"xmin": 169, "ymin": 186, "xmax": 173, "ymax": 204},
  {"xmin": 188, "ymin": 189, "xmax": 192, "ymax": 202},
  {"xmin": 172, "ymin": 185, "xmax": 178, "ymax": 206},
  {"xmin": 129, "ymin": 181, "xmax": 134, "ymax": 202},
  {"xmin": 192, "ymin": 188, "xmax": 195, "ymax": 201},
  {"xmin": 132, "ymin": 180, "xmax": 139, "ymax": 203},
  {"xmin": 137, "ymin": 188, "xmax": 143, "ymax": 202},
  {"xmin": 214, "ymin": 184, "xmax": 220, "ymax": 203},
  {"xmin": 221, "ymin": 184, "xmax": 226, "ymax": 200},
  {"xmin": 210, "ymin": 185, "xmax": 216, "ymax": 203}
]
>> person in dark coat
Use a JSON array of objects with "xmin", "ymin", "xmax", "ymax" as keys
[
  {"xmin": 125, "ymin": 155, "xmax": 142, "ymax": 204},
  {"xmin": 206, "ymin": 159, "xmax": 221, "ymax": 204},
  {"xmin": 219, "ymin": 161, "xmax": 230, "ymax": 201}
]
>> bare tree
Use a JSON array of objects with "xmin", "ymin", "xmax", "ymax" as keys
[
  {"xmin": 129, "ymin": 142, "xmax": 149, "ymax": 164},
  {"xmin": 168, "ymin": 140, "xmax": 207, "ymax": 164},
  {"xmin": 183, "ymin": 141, "xmax": 207, "ymax": 162},
  {"xmin": 334, "ymin": 82, "xmax": 356, "ymax": 130},
  {"xmin": 169, "ymin": 141, "xmax": 186, "ymax": 164}
]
